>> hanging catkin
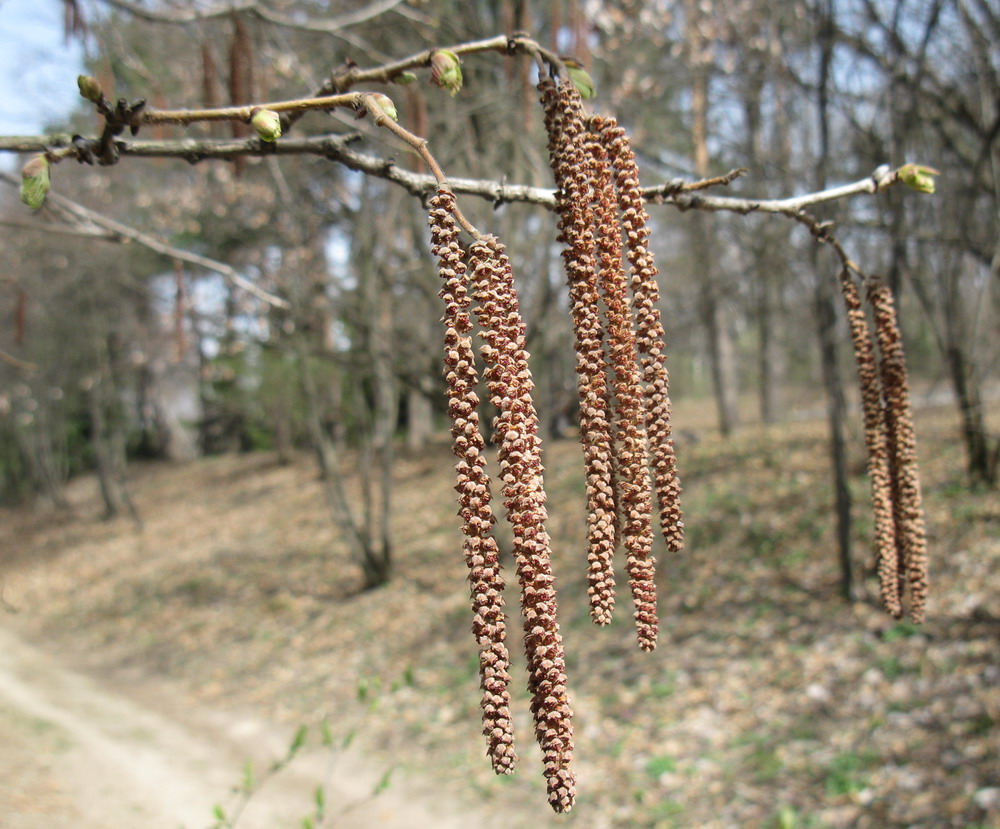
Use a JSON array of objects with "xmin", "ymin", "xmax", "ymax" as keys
[
  {"xmin": 838, "ymin": 270, "xmax": 901, "ymax": 618},
  {"xmin": 869, "ymin": 280, "xmax": 929, "ymax": 623},
  {"xmin": 468, "ymin": 234, "xmax": 576, "ymax": 813},
  {"xmin": 539, "ymin": 76, "xmax": 620, "ymax": 627},
  {"xmin": 429, "ymin": 191, "xmax": 516, "ymax": 774},
  {"xmin": 599, "ymin": 117, "xmax": 684, "ymax": 555},
  {"xmin": 586, "ymin": 117, "xmax": 658, "ymax": 651}
]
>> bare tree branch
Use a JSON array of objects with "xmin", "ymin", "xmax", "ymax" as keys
[
  {"xmin": 1, "ymin": 133, "xmax": 905, "ymax": 216},
  {"xmin": 300, "ymin": 33, "xmax": 563, "ymax": 114},
  {"xmin": 0, "ymin": 350, "xmax": 39, "ymax": 372},
  {"xmin": 666, "ymin": 165, "xmax": 900, "ymax": 217}
]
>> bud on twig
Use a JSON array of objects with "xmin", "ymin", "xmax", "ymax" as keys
[
  {"xmin": 393, "ymin": 71, "xmax": 418, "ymax": 85},
  {"xmin": 367, "ymin": 93, "xmax": 398, "ymax": 121},
  {"xmin": 250, "ymin": 108, "xmax": 282, "ymax": 142},
  {"xmin": 430, "ymin": 49, "xmax": 463, "ymax": 96},
  {"xmin": 77, "ymin": 75, "xmax": 103, "ymax": 104},
  {"xmin": 20, "ymin": 154, "xmax": 50, "ymax": 210},
  {"xmin": 897, "ymin": 163, "xmax": 940, "ymax": 194},
  {"xmin": 561, "ymin": 58, "xmax": 596, "ymax": 100}
]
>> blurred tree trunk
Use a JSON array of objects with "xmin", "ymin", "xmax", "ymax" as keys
[
  {"xmin": 405, "ymin": 384, "xmax": 434, "ymax": 451},
  {"xmin": 401, "ymin": 204, "xmax": 439, "ymax": 453},
  {"xmin": 87, "ymin": 337, "xmax": 141, "ymax": 526},
  {"xmin": 813, "ymin": 0, "xmax": 854, "ymax": 601},
  {"xmin": 744, "ymin": 68, "xmax": 784, "ymax": 425},
  {"xmin": 356, "ymin": 193, "xmax": 397, "ymax": 588},
  {"xmin": 685, "ymin": 0, "xmax": 739, "ymax": 437},
  {"xmin": 294, "ymin": 329, "xmax": 391, "ymax": 588},
  {"xmin": 86, "ymin": 374, "xmax": 118, "ymax": 520},
  {"xmin": 15, "ymin": 409, "xmax": 70, "ymax": 510},
  {"xmin": 910, "ymin": 256, "xmax": 999, "ymax": 486}
]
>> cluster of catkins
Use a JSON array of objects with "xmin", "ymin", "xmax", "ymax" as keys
[
  {"xmin": 428, "ymin": 73, "xmax": 929, "ymax": 813},
  {"xmin": 426, "ymin": 77, "xmax": 684, "ymax": 814},
  {"xmin": 839, "ymin": 271, "xmax": 929, "ymax": 622},
  {"xmin": 538, "ymin": 77, "xmax": 684, "ymax": 645},
  {"xmin": 429, "ymin": 193, "xmax": 575, "ymax": 811}
]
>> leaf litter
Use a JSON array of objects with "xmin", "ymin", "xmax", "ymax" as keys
[{"xmin": 1, "ymin": 403, "xmax": 997, "ymax": 828}]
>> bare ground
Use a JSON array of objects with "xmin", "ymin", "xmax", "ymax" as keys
[
  {"xmin": 0, "ymin": 626, "xmax": 492, "ymax": 829},
  {"xmin": 1, "ymin": 402, "xmax": 998, "ymax": 828}
]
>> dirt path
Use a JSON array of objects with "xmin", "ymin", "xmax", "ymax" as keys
[{"xmin": 0, "ymin": 625, "xmax": 483, "ymax": 829}]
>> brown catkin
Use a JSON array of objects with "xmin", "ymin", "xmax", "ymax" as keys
[
  {"xmin": 600, "ymin": 118, "xmax": 684, "ymax": 555},
  {"xmin": 539, "ymin": 77, "xmax": 619, "ymax": 627},
  {"xmin": 869, "ymin": 280, "xmax": 929, "ymax": 623},
  {"xmin": 838, "ymin": 270, "xmax": 901, "ymax": 618},
  {"xmin": 428, "ymin": 191, "xmax": 517, "ymax": 774},
  {"xmin": 586, "ymin": 117, "xmax": 658, "ymax": 651},
  {"xmin": 469, "ymin": 234, "xmax": 576, "ymax": 813}
]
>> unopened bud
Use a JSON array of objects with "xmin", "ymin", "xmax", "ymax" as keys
[
  {"xmin": 20, "ymin": 155, "xmax": 50, "ymax": 210},
  {"xmin": 368, "ymin": 93, "xmax": 398, "ymax": 121},
  {"xmin": 562, "ymin": 57, "xmax": 596, "ymax": 100},
  {"xmin": 250, "ymin": 108, "xmax": 282, "ymax": 142},
  {"xmin": 393, "ymin": 71, "xmax": 418, "ymax": 85},
  {"xmin": 430, "ymin": 50, "xmax": 463, "ymax": 96},
  {"xmin": 77, "ymin": 75, "xmax": 103, "ymax": 104},
  {"xmin": 897, "ymin": 163, "xmax": 940, "ymax": 194}
]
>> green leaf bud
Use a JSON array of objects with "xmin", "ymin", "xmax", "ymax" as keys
[
  {"xmin": 562, "ymin": 57, "xmax": 596, "ymax": 99},
  {"xmin": 368, "ymin": 93, "xmax": 398, "ymax": 121},
  {"xmin": 430, "ymin": 50, "xmax": 463, "ymax": 96},
  {"xmin": 393, "ymin": 71, "xmax": 418, "ymax": 85},
  {"xmin": 77, "ymin": 75, "xmax": 103, "ymax": 104},
  {"xmin": 250, "ymin": 108, "xmax": 282, "ymax": 142},
  {"xmin": 20, "ymin": 155, "xmax": 50, "ymax": 210},
  {"xmin": 897, "ymin": 163, "xmax": 940, "ymax": 194}
]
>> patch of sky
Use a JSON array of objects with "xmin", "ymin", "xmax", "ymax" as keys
[{"xmin": 0, "ymin": 0, "xmax": 85, "ymax": 144}]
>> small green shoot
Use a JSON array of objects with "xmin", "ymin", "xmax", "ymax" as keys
[{"xmin": 373, "ymin": 767, "xmax": 395, "ymax": 795}]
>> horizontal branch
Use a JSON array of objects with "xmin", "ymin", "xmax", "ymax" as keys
[
  {"xmin": 667, "ymin": 165, "xmax": 900, "ymax": 217},
  {"xmin": 0, "ymin": 133, "xmax": 362, "ymax": 162},
  {"xmin": 139, "ymin": 93, "xmax": 362, "ymax": 127},
  {"xmin": 1, "ymin": 151, "xmax": 899, "ymax": 325},
  {"xmin": 0, "ymin": 134, "xmax": 904, "ymax": 217}
]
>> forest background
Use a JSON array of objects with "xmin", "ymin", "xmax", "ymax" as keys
[{"xmin": 0, "ymin": 0, "xmax": 997, "ymax": 827}]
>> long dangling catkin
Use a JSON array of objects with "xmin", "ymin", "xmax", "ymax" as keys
[
  {"xmin": 428, "ymin": 191, "xmax": 517, "ymax": 774},
  {"xmin": 586, "ymin": 117, "xmax": 658, "ymax": 651},
  {"xmin": 838, "ymin": 270, "xmax": 901, "ymax": 618},
  {"xmin": 600, "ymin": 118, "xmax": 684, "ymax": 555},
  {"xmin": 869, "ymin": 280, "xmax": 929, "ymax": 623},
  {"xmin": 539, "ymin": 76, "xmax": 619, "ymax": 627},
  {"xmin": 469, "ymin": 234, "xmax": 576, "ymax": 813}
]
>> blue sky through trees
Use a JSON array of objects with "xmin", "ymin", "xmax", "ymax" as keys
[{"xmin": 0, "ymin": 0, "xmax": 84, "ymax": 141}]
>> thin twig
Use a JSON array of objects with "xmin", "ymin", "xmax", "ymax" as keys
[
  {"xmin": 0, "ymin": 350, "xmax": 38, "ymax": 372},
  {"xmin": 357, "ymin": 94, "xmax": 481, "ymax": 237},
  {"xmin": 317, "ymin": 33, "xmax": 563, "ymax": 94},
  {"xmin": 0, "ymin": 171, "xmax": 289, "ymax": 310},
  {"xmin": 669, "ymin": 166, "xmax": 899, "ymax": 217},
  {"xmin": 138, "ymin": 93, "xmax": 362, "ymax": 127}
]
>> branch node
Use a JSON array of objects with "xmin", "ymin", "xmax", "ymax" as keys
[
  {"xmin": 871, "ymin": 163, "xmax": 894, "ymax": 190},
  {"xmin": 71, "ymin": 135, "xmax": 97, "ymax": 166}
]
